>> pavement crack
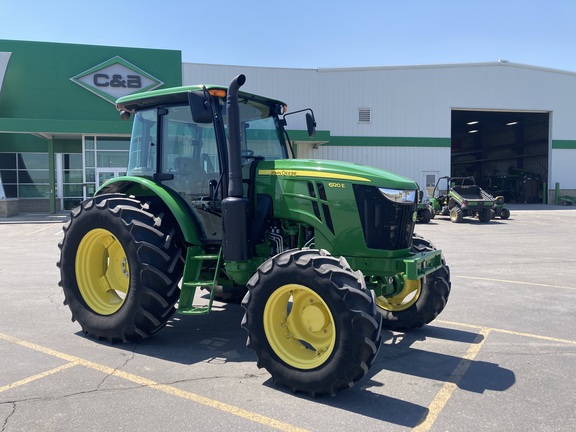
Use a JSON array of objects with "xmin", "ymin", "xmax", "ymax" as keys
[
  {"xmin": 94, "ymin": 347, "xmax": 137, "ymax": 391},
  {"xmin": 1, "ymin": 402, "xmax": 16, "ymax": 432},
  {"xmin": 48, "ymin": 292, "xmax": 65, "ymax": 310}
]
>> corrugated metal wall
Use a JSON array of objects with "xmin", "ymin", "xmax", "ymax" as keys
[{"xmin": 182, "ymin": 62, "xmax": 576, "ymax": 190}]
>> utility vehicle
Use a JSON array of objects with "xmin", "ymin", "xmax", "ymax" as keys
[
  {"xmin": 416, "ymin": 201, "xmax": 435, "ymax": 223},
  {"xmin": 58, "ymin": 75, "xmax": 451, "ymax": 396},
  {"xmin": 430, "ymin": 176, "xmax": 496, "ymax": 223}
]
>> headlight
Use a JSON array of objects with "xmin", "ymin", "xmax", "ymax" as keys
[{"xmin": 378, "ymin": 188, "xmax": 416, "ymax": 204}]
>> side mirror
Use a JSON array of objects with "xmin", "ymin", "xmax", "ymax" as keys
[
  {"xmin": 188, "ymin": 91, "xmax": 213, "ymax": 124},
  {"xmin": 306, "ymin": 112, "xmax": 316, "ymax": 138},
  {"xmin": 418, "ymin": 190, "xmax": 424, "ymax": 202}
]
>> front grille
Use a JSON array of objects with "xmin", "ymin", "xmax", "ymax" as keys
[{"xmin": 353, "ymin": 185, "xmax": 415, "ymax": 250}]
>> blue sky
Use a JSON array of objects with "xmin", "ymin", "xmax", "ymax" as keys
[{"xmin": 1, "ymin": 0, "xmax": 576, "ymax": 71}]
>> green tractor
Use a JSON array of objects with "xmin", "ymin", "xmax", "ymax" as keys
[{"xmin": 58, "ymin": 75, "xmax": 451, "ymax": 396}]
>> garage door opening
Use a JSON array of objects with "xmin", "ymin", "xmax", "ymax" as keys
[{"xmin": 451, "ymin": 110, "xmax": 549, "ymax": 203}]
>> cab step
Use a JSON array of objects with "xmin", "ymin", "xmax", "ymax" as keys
[{"xmin": 177, "ymin": 249, "xmax": 222, "ymax": 315}]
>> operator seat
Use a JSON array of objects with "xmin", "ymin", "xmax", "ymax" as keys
[{"xmin": 173, "ymin": 157, "xmax": 206, "ymax": 194}]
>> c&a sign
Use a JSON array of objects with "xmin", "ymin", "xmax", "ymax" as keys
[{"xmin": 71, "ymin": 56, "xmax": 164, "ymax": 104}]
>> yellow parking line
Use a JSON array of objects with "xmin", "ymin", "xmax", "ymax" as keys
[
  {"xmin": 24, "ymin": 223, "xmax": 61, "ymax": 237},
  {"xmin": 453, "ymin": 275, "xmax": 574, "ymax": 290},
  {"xmin": 0, "ymin": 332, "xmax": 308, "ymax": 432},
  {"xmin": 437, "ymin": 320, "xmax": 576, "ymax": 345},
  {"xmin": 413, "ymin": 328, "xmax": 491, "ymax": 432},
  {"xmin": 0, "ymin": 362, "xmax": 78, "ymax": 393},
  {"xmin": 413, "ymin": 318, "xmax": 576, "ymax": 431}
]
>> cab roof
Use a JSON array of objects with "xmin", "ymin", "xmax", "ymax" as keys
[{"xmin": 115, "ymin": 84, "xmax": 286, "ymax": 113}]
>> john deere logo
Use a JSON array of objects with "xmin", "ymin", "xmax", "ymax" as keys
[{"xmin": 71, "ymin": 56, "xmax": 163, "ymax": 104}]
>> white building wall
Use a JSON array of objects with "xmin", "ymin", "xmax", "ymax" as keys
[
  {"xmin": 182, "ymin": 61, "xmax": 576, "ymax": 190},
  {"xmin": 297, "ymin": 145, "xmax": 450, "ymax": 195},
  {"xmin": 551, "ymin": 150, "xmax": 576, "ymax": 192},
  {"xmin": 315, "ymin": 63, "xmax": 576, "ymax": 139}
]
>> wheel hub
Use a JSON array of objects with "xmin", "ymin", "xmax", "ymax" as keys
[
  {"xmin": 263, "ymin": 284, "xmax": 336, "ymax": 369},
  {"xmin": 76, "ymin": 228, "xmax": 130, "ymax": 315},
  {"xmin": 302, "ymin": 304, "xmax": 326, "ymax": 333}
]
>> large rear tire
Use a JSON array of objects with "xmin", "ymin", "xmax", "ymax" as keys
[
  {"xmin": 478, "ymin": 209, "xmax": 492, "ymax": 223},
  {"xmin": 57, "ymin": 195, "xmax": 183, "ymax": 342},
  {"xmin": 450, "ymin": 207, "xmax": 463, "ymax": 223},
  {"xmin": 376, "ymin": 235, "xmax": 451, "ymax": 331},
  {"xmin": 241, "ymin": 249, "xmax": 382, "ymax": 396}
]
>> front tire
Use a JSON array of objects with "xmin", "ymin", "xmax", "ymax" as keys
[
  {"xmin": 241, "ymin": 249, "xmax": 382, "ymax": 396},
  {"xmin": 57, "ymin": 195, "xmax": 183, "ymax": 342},
  {"xmin": 376, "ymin": 235, "xmax": 451, "ymax": 331},
  {"xmin": 418, "ymin": 208, "xmax": 432, "ymax": 224}
]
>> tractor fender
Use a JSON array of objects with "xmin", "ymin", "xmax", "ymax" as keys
[{"xmin": 95, "ymin": 176, "xmax": 202, "ymax": 245}]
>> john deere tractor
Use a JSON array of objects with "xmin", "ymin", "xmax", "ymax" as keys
[{"xmin": 58, "ymin": 75, "xmax": 451, "ymax": 396}]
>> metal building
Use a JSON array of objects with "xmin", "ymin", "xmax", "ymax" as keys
[
  {"xmin": 183, "ymin": 61, "xmax": 576, "ymax": 203},
  {"xmin": 1, "ymin": 39, "xmax": 575, "ymax": 216}
]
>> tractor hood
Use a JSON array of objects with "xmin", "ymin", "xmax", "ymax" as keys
[{"xmin": 256, "ymin": 158, "xmax": 418, "ymax": 190}]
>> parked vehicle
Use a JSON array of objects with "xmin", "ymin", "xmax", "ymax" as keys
[
  {"xmin": 416, "ymin": 202, "xmax": 435, "ymax": 223},
  {"xmin": 492, "ymin": 195, "xmax": 511, "ymax": 219},
  {"xmin": 430, "ymin": 176, "xmax": 496, "ymax": 223},
  {"xmin": 58, "ymin": 75, "xmax": 451, "ymax": 396}
]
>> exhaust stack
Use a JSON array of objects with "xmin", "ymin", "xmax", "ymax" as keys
[
  {"xmin": 221, "ymin": 74, "xmax": 251, "ymax": 262},
  {"xmin": 226, "ymin": 74, "xmax": 246, "ymax": 197}
]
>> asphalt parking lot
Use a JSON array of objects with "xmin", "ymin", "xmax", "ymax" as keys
[{"xmin": 1, "ymin": 204, "xmax": 575, "ymax": 432}]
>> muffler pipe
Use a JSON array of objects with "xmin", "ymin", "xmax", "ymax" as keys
[
  {"xmin": 222, "ymin": 74, "xmax": 251, "ymax": 262},
  {"xmin": 226, "ymin": 74, "xmax": 246, "ymax": 198}
]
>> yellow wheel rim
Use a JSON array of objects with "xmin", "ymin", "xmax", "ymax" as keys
[
  {"xmin": 263, "ymin": 284, "xmax": 336, "ymax": 370},
  {"xmin": 75, "ymin": 228, "xmax": 130, "ymax": 315},
  {"xmin": 376, "ymin": 277, "xmax": 421, "ymax": 312}
]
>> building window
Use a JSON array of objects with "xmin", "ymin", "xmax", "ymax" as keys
[
  {"xmin": 0, "ymin": 152, "xmax": 49, "ymax": 198},
  {"xmin": 61, "ymin": 153, "xmax": 84, "ymax": 210},
  {"xmin": 82, "ymin": 136, "xmax": 129, "ymax": 202}
]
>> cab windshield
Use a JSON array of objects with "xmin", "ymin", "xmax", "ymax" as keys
[
  {"xmin": 222, "ymin": 98, "xmax": 291, "ymax": 160},
  {"xmin": 127, "ymin": 99, "xmax": 289, "ymax": 176}
]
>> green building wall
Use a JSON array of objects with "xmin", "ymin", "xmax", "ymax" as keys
[{"xmin": 0, "ymin": 40, "xmax": 182, "ymax": 213}]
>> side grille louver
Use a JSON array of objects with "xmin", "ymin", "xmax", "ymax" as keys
[{"xmin": 306, "ymin": 181, "xmax": 335, "ymax": 234}]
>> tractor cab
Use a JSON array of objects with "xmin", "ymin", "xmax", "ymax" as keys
[{"xmin": 118, "ymin": 85, "xmax": 305, "ymax": 241}]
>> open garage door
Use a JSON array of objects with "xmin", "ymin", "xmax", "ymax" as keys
[{"xmin": 451, "ymin": 110, "xmax": 549, "ymax": 203}]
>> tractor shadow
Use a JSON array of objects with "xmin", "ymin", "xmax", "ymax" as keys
[
  {"xmin": 264, "ymin": 324, "xmax": 516, "ymax": 427},
  {"xmin": 371, "ymin": 325, "xmax": 515, "ymax": 394},
  {"xmin": 79, "ymin": 303, "xmax": 515, "ymax": 429},
  {"xmin": 79, "ymin": 295, "xmax": 253, "ymax": 365}
]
